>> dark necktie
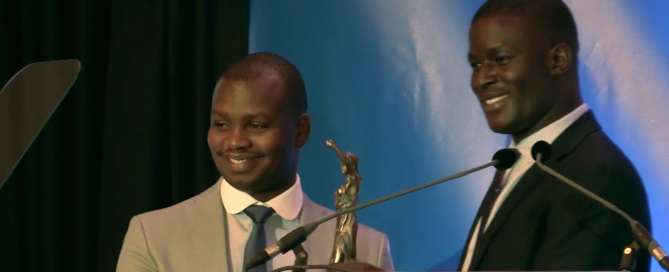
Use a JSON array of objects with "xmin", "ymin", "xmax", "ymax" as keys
[
  {"xmin": 477, "ymin": 169, "xmax": 507, "ymax": 238},
  {"xmin": 243, "ymin": 205, "xmax": 275, "ymax": 272}
]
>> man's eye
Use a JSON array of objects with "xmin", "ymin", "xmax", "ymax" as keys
[
  {"xmin": 470, "ymin": 62, "xmax": 481, "ymax": 69},
  {"xmin": 213, "ymin": 121, "xmax": 227, "ymax": 127},
  {"xmin": 249, "ymin": 124, "xmax": 268, "ymax": 129},
  {"xmin": 494, "ymin": 56, "xmax": 511, "ymax": 64}
]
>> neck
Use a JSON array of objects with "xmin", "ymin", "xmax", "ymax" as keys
[
  {"xmin": 249, "ymin": 175, "xmax": 296, "ymax": 203},
  {"xmin": 512, "ymin": 87, "xmax": 583, "ymax": 144}
]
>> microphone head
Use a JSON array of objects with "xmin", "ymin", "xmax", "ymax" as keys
[
  {"xmin": 531, "ymin": 141, "xmax": 552, "ymax": 162},
  {"xmin": 492, "ymin": 148, "xmax": 520, "ymax": 170}
]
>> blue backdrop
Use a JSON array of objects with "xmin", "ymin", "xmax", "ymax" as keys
[{"xmin": 248, "ymin": 1, "xmax": 669, "ymax": 271}]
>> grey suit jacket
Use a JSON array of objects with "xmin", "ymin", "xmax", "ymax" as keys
[{"xmin": 116, "ymin": 180, "xmax": 394, "ymax": 272}]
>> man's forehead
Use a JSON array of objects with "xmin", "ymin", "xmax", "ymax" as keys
[
  {"xmin": 216, "ymin": 76, "xmax": 287, "ymax": 96},
  {"xmin": 469, "ymin": 14, "xmax": 542, "ymax": 48},
  {"xmin": 476, "ymin": 12, "xmax": 550, "ymax": 39},
  {"xmin": 471, "ymin": 14, "xmax": 525, "ymax": 34},
  {"xmin": 212, "ymin": 78, "xmax": 293, "ymax": 112},
  {"xmin": 210, "ymin": 93, "xmax": 286, "ymax": 117}
]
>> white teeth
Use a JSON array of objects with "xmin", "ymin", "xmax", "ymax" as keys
[
  {"xmin": 230, "ymin": 158, "xmax": 250, "ymax": 164},
  {"xmin": 485, "ymin": 94, "xmax": 509, "ymax": 105}
]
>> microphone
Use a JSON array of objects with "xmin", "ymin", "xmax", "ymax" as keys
[
  {"xmin": 531, "ymin": 140, "xmax": 669, "ymax": 271},
  {"xmin": 245, "ymin": 148, "xmax": 521, "ymax": 270}
]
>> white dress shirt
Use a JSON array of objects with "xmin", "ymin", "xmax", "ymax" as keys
[
  {"xmin": 221, "ymin": 174, "xmax": 304, "ymax": 272},
  {"xmin": 461, "ymin": 103, "xmax": 590, "ymax": 271}
]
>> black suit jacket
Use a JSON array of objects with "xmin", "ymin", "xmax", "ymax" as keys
[{"xmin": 458, "ymin": 111, "xmax": 652, "ymax": 271}]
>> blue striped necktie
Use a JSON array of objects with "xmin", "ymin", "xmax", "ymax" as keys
[{"xmin": 243, "ymin": 205, "xmax": 275, "ymax": 272}]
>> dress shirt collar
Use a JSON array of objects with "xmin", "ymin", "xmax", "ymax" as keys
[
  {"xmin": 510, "ymin": 103, "xmax": 590, "ymax": 149},
  {"xmin": 220, "ymin": 174, "xmax": 303, "ymax": 220}
]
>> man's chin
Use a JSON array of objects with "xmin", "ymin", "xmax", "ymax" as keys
[
  {"xmin": 221, "ymin": 173, "xmax": 261, "ymax": 193},
  {"xmin": 486, "ymin": 120, "xmax": 515, "ymax": 135}
]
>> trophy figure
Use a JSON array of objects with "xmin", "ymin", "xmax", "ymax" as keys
[{"xmin": 326, "ymin": 139, "xmax": 360, "ymax": 263}]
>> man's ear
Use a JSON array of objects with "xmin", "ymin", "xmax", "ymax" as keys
[
  {"xmin": 296, "ymin": 113, "xmax": 311, "ymax": 148},
  {"xmin": 549, "ymin": 43, "xmax": 572, "ymax": 75}
]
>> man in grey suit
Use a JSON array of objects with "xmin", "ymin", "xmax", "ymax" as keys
[{"xmin": 115, "ymin": 52, "xmax": 394, "ymax": 272}]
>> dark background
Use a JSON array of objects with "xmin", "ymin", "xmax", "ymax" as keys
[{"xmin": 0, "ymin": 0, "xmax": 248, "ymax": 271}]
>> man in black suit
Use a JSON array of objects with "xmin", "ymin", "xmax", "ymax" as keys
[{"xmin": 460, "ymin": 0, "xmax": 652, "ymax": 271}]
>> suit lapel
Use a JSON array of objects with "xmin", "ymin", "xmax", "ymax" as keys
[
  {"xmin": 467, "ymin": 110, "xmax": 602, "ymax": 270},
  {"xmin": 468, "ymin": 165, "xmax": 546, "ymax": 269},
  {"xmin": 457, "ymin": 173, "xmax": 500, "ymax": 271},
  {"xmin": 183, "ymin": 179, "xmax": 231, "ymax": 272},
  {"xmin": 551, "ymin": 111, "xmax": 602, "ymax": 160}
]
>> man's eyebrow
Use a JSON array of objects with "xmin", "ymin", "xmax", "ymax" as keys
[
  {"xmin": 487, "ymin": 45, "xmax": 507, "ymax": 56},
  {"xmin": 211, "ymin": 109, "xmax": 227, "ymax": 116},
  {"xmin": 210, "ymin": 110, "xmax": 272, "ymax": 119}
]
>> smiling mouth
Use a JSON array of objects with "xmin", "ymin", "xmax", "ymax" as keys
[
  {"xmin": 228, "ymin": 157, "xmax": 261, "ymax": 164},
  {"xmin": 485, "ymin": 94, "xmax": 509, "ymax": 105}
]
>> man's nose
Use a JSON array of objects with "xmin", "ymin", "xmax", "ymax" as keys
[
  {"xmin": 472, "ymin": 62, "xmax": 498, "ymax": 91},
  {"xmin": 225, "ymin": 127, "xmax": 252, "ymax": 150}
]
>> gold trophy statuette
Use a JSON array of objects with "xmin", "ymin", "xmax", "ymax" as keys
[{"xmin": 326, "ymin": 139, "xmax": 360, "ymax": 264}]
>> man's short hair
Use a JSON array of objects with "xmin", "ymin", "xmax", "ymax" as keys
[
  {"xmin": 221, "ymin": 52, "xmax": 307, "ymax": 115},
  {"xmin": 472, "ymin": 0, "xmax": 580, "ymax": 57}
]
